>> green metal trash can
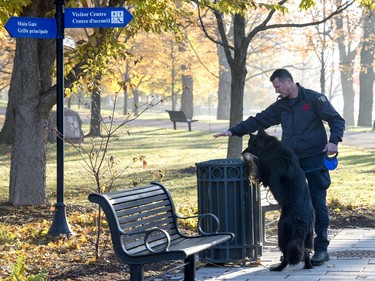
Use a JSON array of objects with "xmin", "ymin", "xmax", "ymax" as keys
[{"xmin": 196, "ymin": 158, "xmax": 262, "ymax": 263}]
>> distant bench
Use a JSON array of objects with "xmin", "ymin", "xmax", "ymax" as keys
[
  {"xmin": 166, "ymin": 110, "xmax": 198, "ymax": 131},
  {"xmin": 88, "ymin": 182, "xmax": 234, "ymax": 281}
]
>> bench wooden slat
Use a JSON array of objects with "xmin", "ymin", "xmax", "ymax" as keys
[
  {"xmin": 103, "ymin": 184, "xmax": 159, "ymax": 197},
  {"xmin": 110, "ymin": 187, "xmax": 166, "ymax": 205},
  {"xmin": 88, "ymin": 182, "xmax": 234, "ymax": 281},
  {"xmin": 114, "ymin": 194, "xmax": 169, "ymax": 213},
  {"xmin": 116, "ymin": 200, "xmax": 170, "ymax": 218},
  {"xmin": 124, "ymin": 225, "xmax": 180, "ymax": 243},
  {"xmin": 121, "ymin": 213, "xmax": 175, "ymax": 233},
  {"xmin": 130, "ymin": 235, "xmax": 233, "ymax": 257},
  {"xmin": 104, "ymin": 185, "xmax": 163, "ymax": 204},
  {"xmin": 114, "ymin": 198, "xmax": 171, "ymax": 222},
  {"xmin": 118, "ymin": 204, "xmax": 172, "ymax": 222}
]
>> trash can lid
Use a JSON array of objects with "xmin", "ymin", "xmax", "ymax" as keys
[{"xmin": 195, "ymin": 158, "xmax": 245, "ymax": 167}]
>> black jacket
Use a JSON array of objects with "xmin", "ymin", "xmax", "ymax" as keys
[{"xmin": 229, "ymin": 84, "xmax": 345, "ymax": 159}]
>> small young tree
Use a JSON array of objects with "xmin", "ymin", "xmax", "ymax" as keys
[{"xmin": 71, "ymin": 93, "xmax": 167, "ymax": 258}]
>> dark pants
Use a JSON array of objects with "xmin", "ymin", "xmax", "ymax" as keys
[
  {"xmin": 300, "ymin": 155, "xmax": 331, "ymax": 252},
  {"xmin": 305, "ymin": 169, "xmax": 331, "ymax": 252}
]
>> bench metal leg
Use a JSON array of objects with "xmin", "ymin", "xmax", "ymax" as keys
[
  {"xmin": 188, "ymin": 122, "xmax": 192, "ymax": 131},
  {"xmin": 130, "ymin": 264, "xmax": 144, "ymax": 281},
  {"xmin": 173, "ymin": 121, "xmax": 177, "ymax": 130},
  {"xmin": 184, "ymin": 254, "xmax": 196, "ymax": 281}
]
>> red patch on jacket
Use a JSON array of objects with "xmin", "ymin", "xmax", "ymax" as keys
[{"xmin": 303, "ymin": 104, "xmax": 309, "ymax": 110}]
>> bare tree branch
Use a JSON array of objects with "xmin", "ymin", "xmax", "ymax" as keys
[{"xmin": 251, "ymin": 0, "xmax": 355, "ymax": 35}]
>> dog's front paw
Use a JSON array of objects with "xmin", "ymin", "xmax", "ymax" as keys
[
  {"xmin": 304, "ymin": 261, "xmax": 313, "ymax": 269},
  {"xmin": 304, "ymin": 252, "xmax": 313, "ymax": 269}
]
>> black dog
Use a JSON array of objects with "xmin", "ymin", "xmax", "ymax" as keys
[{"xmin": 242, "ymin": 130, "xmax": 315, "ymax": 271}]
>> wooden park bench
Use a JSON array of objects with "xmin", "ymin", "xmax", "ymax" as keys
[
  {"xmin": 88, "ymin": 182, "xmax": 234, "ymax": 281},
  {"xmin": 166, "ymin": 110, "xmax": 198, "ymax": 131}
]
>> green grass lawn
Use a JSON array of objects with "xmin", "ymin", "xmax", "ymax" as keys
[
  {"xmin": 0, "ymin": 123, "xmax": 230, "ymax": 210},
  {"xmin": 0, "ymin": 115, "xmax": 375, "ymax": 215}
]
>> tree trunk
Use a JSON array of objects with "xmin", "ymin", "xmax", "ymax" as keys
[
  {"xmin": 123, "ymin": 61, "xmax": 130, "ymax": 115},
  {"xmin": 227, "ymin": 60, "xmax": 246, "ymax": 158},
  {"xmin": 170, "ymin": 41, "xmax": 178, "ymax": 111},
  {"xmin": 217, "ymin": 43, "xmax": 231, "ymax": 120},
  {"xmin": 123, "ymin": 89, "xmax": 128, "ymax": 115},
  {"xmin": 357, "ymin": 12, "xmax": 375, "ymax": 127},
  {"xmin": 0, "ymin": 1, "xmax": 56, "ymax": 146},
  {"xmin": 7, "ymin": 1, "xmax": 56, "ymax": 205},
  {"xmin": 87, "ymin": 86, "xmax": 102, "ymax": 137},
  {"xmin": 178, "ymin": 40, "xmax": 194, "ymax": 118},
  {"xmin": 9, "ymin": 38, "xmax": 55, "ymax": 205},
  {"xmin": 338, "ymin": 64, "xmax": 355, "ymax": 126},
  {"xmin": 180, "ymin": 72, "xmax": 194, "ymax": 118},
  {"xmin": 67, "ymin": 97, "xmax": 71, "ymax": 108},
  {"xmin": 10, "ymin": 98, "xmax": 49, "ymax": 205},
  {"xmin": 133, "ymin": 89, "xmax": 140, "ymax": 116},
  {"xmin": 226, "ymin": 15, "xmax": 247, "ymax": 159},
  {"xmin": 0, "ymin": 96, "xmax": 16, "ymax": 144},
  {"xmin": 334, "ymin": 15, "xmax": 356, "ymax": 126},
  {"xmin": 320, "ymin": 49, "xmax": 326, "ymax": 95}
]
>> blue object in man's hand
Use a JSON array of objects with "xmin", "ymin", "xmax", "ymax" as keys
[{"xmin": 324, "ymin": 152, "xmax": 338, "ymax": 170}]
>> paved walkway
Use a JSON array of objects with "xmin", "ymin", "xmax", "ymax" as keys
[{"xmin": 157, "ymin": 228, "xmax": 375, "ymax": 281}]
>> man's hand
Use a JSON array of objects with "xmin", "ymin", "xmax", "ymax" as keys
[
  {"xmin": 213, "ymin": 131, "xmax": 232, "ymax": 138},
  {"xmin": 323, "ymin": 142, "xmax": 338, "ymax": 155}
]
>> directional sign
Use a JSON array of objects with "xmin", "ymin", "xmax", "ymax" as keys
[
  {"xmin": 65, "ymin": 7, "xmax": 133, "ymax": 28},
  {"xmin": 5, "ymin": 17, "xmax": 56, "ymax": 39}
]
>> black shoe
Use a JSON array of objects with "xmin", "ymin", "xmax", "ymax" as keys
[{"xmin": 311, "ymin": 251, "xmax": 330, "ymax": 266}]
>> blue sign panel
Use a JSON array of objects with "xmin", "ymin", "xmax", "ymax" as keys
[
  {"xmin": 5, "ymin": 17, "xmax": 57, "ymax": 39},
  {"xmin": 65, "ymin": 7, "xmax": 133, "ymax": 28}
]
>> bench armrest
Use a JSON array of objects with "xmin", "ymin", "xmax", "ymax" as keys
[
  {"xmin": 177, "ymin": 213, "xmax": 220, "ymax": 235},
  {"xmin": 144, "ymin": 228, "xmax": 171, "ymax": 253},
  {"xmin": 119, "ymin": 227, "xmax": 172, "ymax": 253}
]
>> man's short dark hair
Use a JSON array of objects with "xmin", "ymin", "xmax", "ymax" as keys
[{"xmin": 270, "ymin": 69, "xmax": 294, "ymax": 82}]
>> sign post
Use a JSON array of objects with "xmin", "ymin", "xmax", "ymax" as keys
[
  {"xmin": 48, "ymin": 0, "xmax": 73, "ymax": 237},
  {"xmin": 5, "ymin": 3, "xmax": 133, "ymax": 237}
]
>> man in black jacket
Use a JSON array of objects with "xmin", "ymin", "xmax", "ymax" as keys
[{"xmin": 213, "ymin": 68, "xmax": 345, "ymax": 266}]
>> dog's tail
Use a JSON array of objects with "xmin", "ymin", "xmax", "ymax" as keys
[{"xmin": 286, "ymin": 238, "xmax": 304, "ymax": 265}]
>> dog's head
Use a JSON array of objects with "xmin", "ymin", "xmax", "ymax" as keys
[
  {"xmin": 241, "ymin": 129, "xmax": 276, "ymax": 158},
  {"xmin": 241, "ymin": 130, "xmax": 271, "ymax": 182},
  {"xmin": 241, "ymin": 130, "xmax": 278, "ymax": 184},
  {"xmin": 241, "ymin": 151, "xmax": 260, "ymax": 183}
]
